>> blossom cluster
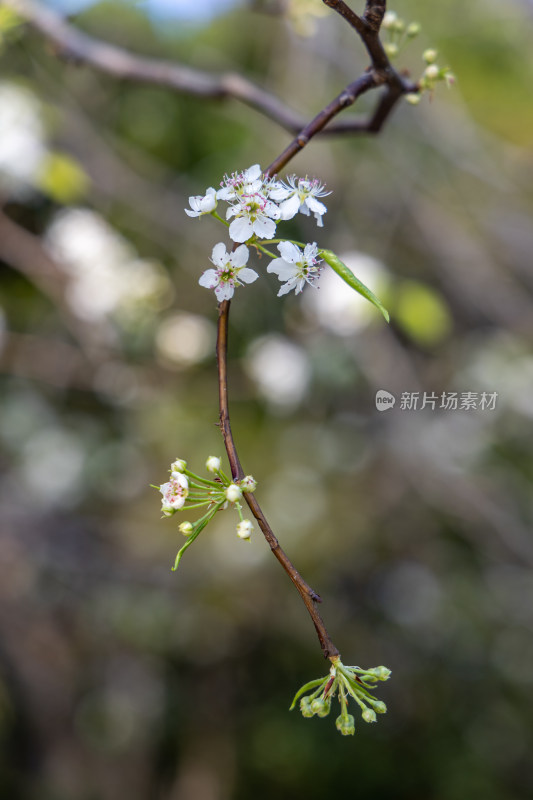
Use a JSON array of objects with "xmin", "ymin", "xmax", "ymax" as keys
[
  {"xmin": 154, "ymin": 456, "xmax": 257, "ymax": 571},
  {"xmin": 185, "ymin": 164, "xmax": 330, "ymax": 301},
  {"xmin": 290, "ymin": 659, "xmax": 391, "ymax": 736}
]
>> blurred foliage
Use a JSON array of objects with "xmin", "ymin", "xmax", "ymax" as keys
[{"xmin": 1, "ymin": 1, "xmax": 533, "ymax": 799}]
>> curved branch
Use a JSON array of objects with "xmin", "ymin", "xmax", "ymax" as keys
[
  {"xmin": 6, "ymin": 0, "xmax": 414, "ymax": 135},
  {"xmin": 216, "ymin": 301, "xmax": 339, "ymax": 660}
]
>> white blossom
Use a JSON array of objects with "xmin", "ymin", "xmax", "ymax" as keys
[
  {"xmin": 185, "ymin": 187, "xmax": 217, "ymax": 217},
  {"xmin": 198, "ymin": 243, "xmax": 258, "ymax": 302},
  {"xmin": 160, "ymin": 473, "xmax": 189, "ymax": 515},
  {"xmin": 217, "ymin": 164, "xmax": 264, "ymax": 202},
  {"xmin": 267, "ymin": 241, "xmax": 322, "ymax": 296},
  {"xmin": 270, "ymin": 176, "xmax": 329, "ymax": 227},
  {"xmin": 226, "ymin": 194, "xmax": 280, "ymax": 243}
]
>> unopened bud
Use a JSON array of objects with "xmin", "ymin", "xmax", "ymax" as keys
[
  {"xmin": 423, "ymin": 48, "xmax": 438, "ymax": 64},
  {"xmin": 335, "ymin": 714, "xmax": 355, "ymax": 736},
  {"xmin": 362, "ymin": 708, "xmax": 377, "ymax": 723},
  {"xmin": 240, "ymin": 475, "xmax": 257, "ymax": 493},
  {"xmin": 237, "ymin": 519, "xmax": 253, "ymax": 540},
  {"xmin": 393, "ymin": 18, "xmax": 405, "ymax": 33},
  {"xmin": 382, "ymin": 10, "xmax": 397, "ymax": 29},
  {"xmin": 225, "ymin": 484, "xmax": 242, "ymax": 503},
  {"xmin": 206, "ymin": 455, "xmax": 221, "ymax": 473},
  {"xmin": 371, "ymin": 700, "xmax": 387, "ymax": 714},
  {"xmin": 179, "ymin": 521, "xmax": 194, "ymax": 536},
  {"xmin": 310, "ymin": 697, "xmax": 331, "ymax": 718},
  {"xmin": 300, "ymin": 697, "xmax": 314, "ymax": 718},
  {"xmin": 405, "ymin": 93, "xmax": 421, "ymax": 105},
  {"xmin": 171, "ymin": 458, "xmax": 187, "ymax": 473},
  {"xmin": 368, "ymin": 666, "xmax": 391, "ymax": 681},
  {"xmin": 424, "ymin": 64, "xmax": 439, "ymax": 81},
  {"xmin": 406, "ymin": 21, "xmax": 421, "ymax": 37},
  {"xmin": 384, "ymin": 42, "xmax": 398, "ymax": 58}
]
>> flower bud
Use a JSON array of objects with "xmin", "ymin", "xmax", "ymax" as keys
[
  {"xmin": 371, "ymin": 700, "xmax": 387, "ymax": 714},
  {"xmin": 406, "ymin": 21, "xmax": 421, "ymax": 38},
  {"xmin": 405, "ymin": 93, "xmax": 421, "ymax": 105},
  {"xmin": 382, "ymin": 10, "xmax": 397, "ymax": 29},
  {"xmin": 240, "ymin": 475, "xmax": 257, "ymax": 493},
  {"xmin": 237, "ymin": 519, "xmax": 253, "ymax": 540},
  {"xmin": 310, "ymin": 697, "xmax": 331, "ymax": 718},
  {"xmin": 423, "ymin": 48, "xmax": 438, "ymax": 64},
  {"xmin": 424, "ymin": 64, "xmax": 439, "ymax": 81},
  {"xmin": 225, "ymin": 484, "xmax": 242, "ymax": 503},
  {"xmin": 362, "ymin": 708, "xmax": 377, "ymax": 723},
  {"xmin": 300, "ymin": 697, "xmax": 315, "ymax": 718},
  {"xmin": 335, "ymin": 714, "xmax": 355, "ymax": 736},
  {"xmin": 179, "ymin": 521, "xmax": 194, "ymax": 536},
  {"xmin": 161, "ymin": 504, "xmax": 176, "ymax": 517},
  {"xmin": 171, "ymin": 458, "xmax": 187, "ymax": 473},
  {"xmin": 367, "ymin": 666, "xmax": 391, "ymax": 681},
  {"xmin": 384, "ymin": 42, "xmax": 398, "ymax": 58},
  {"xmin": 206, "ymin": 455, "xmax": 221, "ymax": 473},
  {"xmin": 393, "ymin": 18, "xmax": 405, "ymax": 33}
]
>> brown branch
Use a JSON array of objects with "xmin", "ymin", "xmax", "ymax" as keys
[
  {"xmin": 0, "ymin": 0, "xmax": 346, "ymax": 135},
  {"xmin": 216, "ymin": 301, "xmax": 339, "ymax": 660},
  {"xmin": 323, "ymin": 0, "xmax": 389, "ymax": 71},
  {"xmin": 6, "ymin": 0, "xmax": 414, "ymax": 136},
  {"xmin": 266, "ymin": 71, "xmax": 377, "ymax": 176}
]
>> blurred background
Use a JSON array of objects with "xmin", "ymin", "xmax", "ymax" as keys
[{"xmin": 1, "ymin": 0, "xmax": 533, "ymax": 798}]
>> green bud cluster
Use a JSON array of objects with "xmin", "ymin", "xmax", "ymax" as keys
[
  {"xmin": 152, "ymin": 457, "xmax": 258, "ymax": 570},
  {"xmin": 289, "ymin": 659, "xmax": 390, "ymax": 736},
  {"xmin": 381, "ymin": 10, "xmax": 421, "ymax": 60}
]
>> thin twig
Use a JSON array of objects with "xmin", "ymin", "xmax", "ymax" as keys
[{"xmin": 216, "ymin": 301, "xmax": 339, "ymax": 660}]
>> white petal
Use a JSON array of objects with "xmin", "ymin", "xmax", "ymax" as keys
[
  {"xmin": 226, "ymin": 205, "xmax": 238, "ymax": 219},
  {"xmin": 229, "ymin": 216, "xmax": 253, "ymax": 243},
  {"xmin": 299, "ymin": 204, "xmax": 310, "ymax": 217},
  {"xmin": 184, "ymin": 209, "xmax": 200, "ymax": 217},
  {"xmin": 215, "ymin": 282, "xmax": 234, "ymax": 301},
  {"xmin": 211, "ymin": 242, "xmax": 228, "ymax": 266},
  {"xmin": 253, "ymin": 216, "xmax": 277, "ymax": 239},
  {"xmin": 303, "ymin": 242, "xmax": 319, "ymax": 261},
  {"xmin": 306, "ymin": 196, "xmax": 327, "ymax": 215},
  {"xmin": 315, "ymin": 213, "xmax": 324, "ymax": 227},
  {"xmin": 263, "ymin": 200, "xmax": 280, "ymax": 220},
  {"xmin": 277, "ymin": 281, "xmax": 295, "ymax": 297},
  {"xmin": 267, "ymin": 258, "xmax": 297, "ymax": 280},
  {"xmin": 188, "ymin": 196, "xmax": 202, "ymax": 211},
  {"xmin": 238, "ymin": 268, "xmax": 259, "ymax": 284},
  {"xmin": 278, "ymin": 240, "xmax": 301, "ymax": 263},
  {"xmin": 279, "ymin": 194, "xmax": 300, "ymax": 220},
  {"xmin": 230, "ymin": 244, "xmax": 249, "ymax": 269},
  {"xmin": 199, "ymin": 269, "xmax": 218, "ymax": 289},
  {"xmin": 217, "ymin": 186, "xmax": 234, "ymax": 201},
  {"xmin": 245, "ymin": 164, "xmax": 262, "ymax": 182},
  {"xmin": 269, "ymin": 184, "xmax": 291, "ymax": 201}
]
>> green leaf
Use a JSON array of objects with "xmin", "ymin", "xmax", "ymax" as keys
[
  {"xmin": 319, "ymin": 249, "xmax": 390, "ymax": 323},
  {"xmin": 289, "ymin": 677, "xmax": 327, "ymax": 710}
]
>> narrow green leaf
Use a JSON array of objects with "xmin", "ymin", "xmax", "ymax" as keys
[
  {"xmin": 320, "ymin": 249, "xmax": 390, "ymax": 323},
  {"xmin": 289, "ymin": 677, "xmax": 328, "ymax": 710}
]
